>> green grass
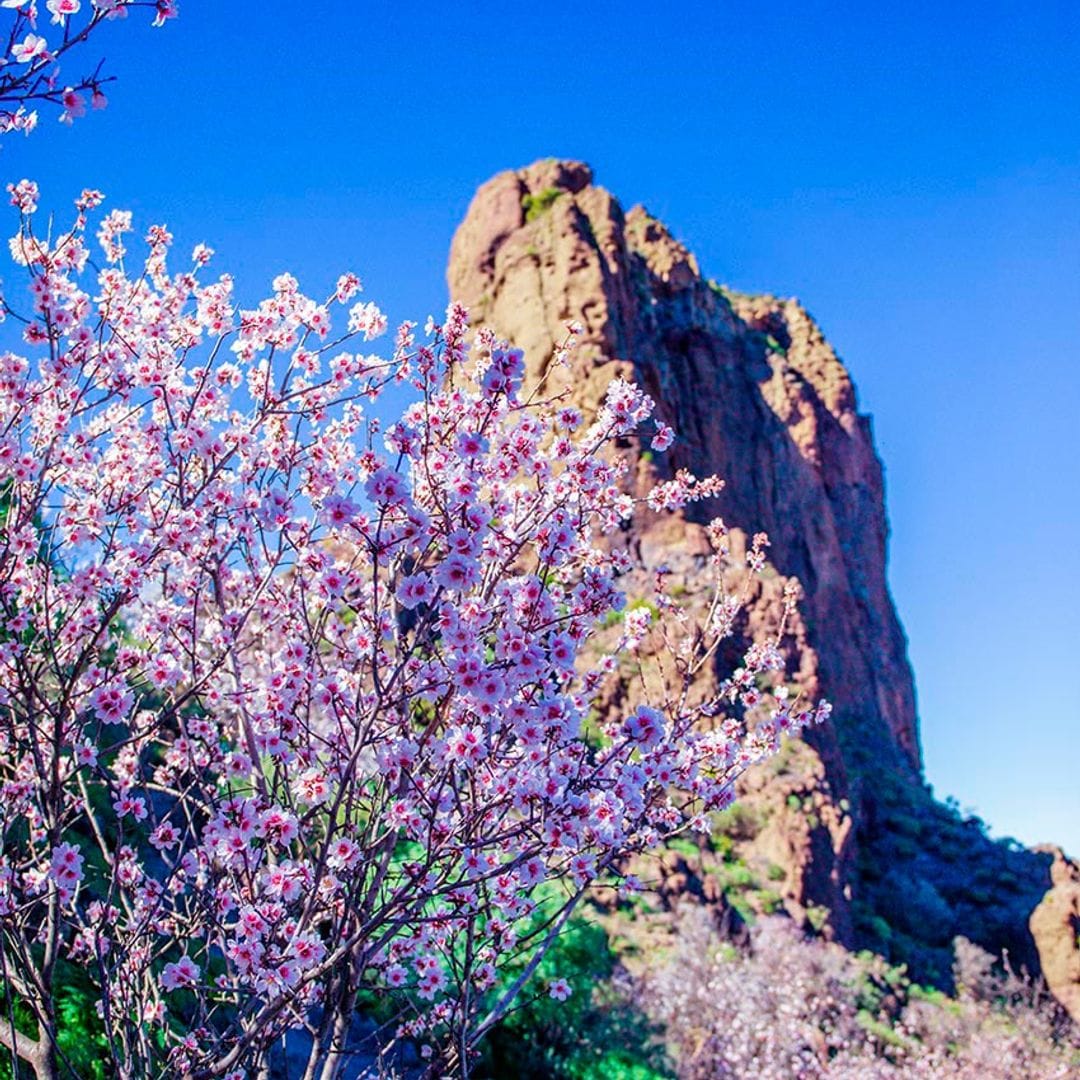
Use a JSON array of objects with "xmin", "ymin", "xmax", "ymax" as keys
[
  {"xmin": 856, "ymin": 1009, "xmax": 911, "ymax": 1051},
  {"xmin": 477, "ymin": 914, "xmax": 672, "ymax": 1078},
  {"xmin": 0, "ymin": 969, "xmax": 110, "ymax": 1080},
  {"xmin": 666, "ymin": 836, "xmax": 701, "ymax": 861}
]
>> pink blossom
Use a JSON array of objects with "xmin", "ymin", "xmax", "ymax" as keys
[
  {"xmin": 161, "ymin": 955, "xmax": 199, "ymax": 992},
  {"xmin": 321, "ymin": 493, "xmax": 358, "ymax": 527},
  {"xmin": 7, "ymin": 179, "xmax": 39, "ymax": 213},
  {"xmin": 454, "ymin": 431, "xmax": 488, "ymax": 458},
  {"xmin": 445, "ymin": 724, "xmax": 487, "ymax": 768},
  {"xmin": 435, "ymin": 553, "xmax": 480, "ymax": 592},
  {"xmin": 335, "ymin": 272, "xmax": 362, "ymax": 302},
  {"xmin": 149, "ymin": 822, "xmax": 180, "ymax": 852},
  {"xmin": 46, "ymin": 0, "xmax": 80, "ymax": 25},
  {"xmin": 91, "ymin": 682, "xmax": 133, "ymax": 724},
  {"xmin": 49, "ymin": 842, "xmax": 84, "ymax": 890},
  {"xmin": 11, "ymin": 34, "xmax": 48, "ymax": 64},
  {"xmin": 651, "ymin": 421, "xmax": 675, "ymax": 452},
  {"xmin": 396, "ymin": 573, "xmax": 433, "ymax": 610},
  {"xmin": 74, "ymin": 741, "xmax": 98, "ymax": 767},
  {"xmin": 557, "ymin": 406, "xmax": 583, "ymax": 430},
  {"xmin": 294, "ymin": 770, "xmax": 330, "ymax": 805},
  {"xmin": 113, "ymin": 795, "xmax": 148, "ymax": 821},
  {"xmin": 364, "ymin": 467, "xmax": 406, "ymax": 507},
  {"xmin": 152, "ymin": 0, "xmax": 179, "ymax": 27},
  {"xmin": 326, "ymin": 836, "xmax": 360, "ymax": 871},
  {"xmin": 347, "ymin": 300, "xmax": 386, "ymax": 340}
]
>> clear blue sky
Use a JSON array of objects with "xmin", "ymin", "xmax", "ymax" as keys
[{"xmin": 9, "ymin": 2, "xmax": 1079, "ymax": 853}]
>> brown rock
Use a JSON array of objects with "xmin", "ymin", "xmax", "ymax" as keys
[
  {"xmin": 447, "ymin": 160, "xmax": 924, "ymax": 939},
  {"xmin": 446, "ymin": 162, "xmax": 1072, "ymax": 1014},
  {"xmin": 1030, "ymin": 848, "xmax": 1080, "ymax": 1022},
  {"xmin": 448, "ymin": 159, "xmax": 920, "ymax": 774}
]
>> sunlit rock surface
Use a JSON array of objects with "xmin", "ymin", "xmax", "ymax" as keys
[{"xmin": 447, "ymin": 161, "xmax": 1064, "ymax": 1000}]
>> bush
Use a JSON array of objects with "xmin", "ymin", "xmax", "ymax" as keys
[
  {"xmin": 478, "ymin": 917, "xmax": 670, "ymax": 1079},
  {"xmin": 639, "ymin": 909, "xmax": 1080, "ymax": 1079},
  {"xmin": 523, "ymin": 187, "xmax": 564, "ymax": 222}
]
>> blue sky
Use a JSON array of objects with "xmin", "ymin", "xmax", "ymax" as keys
[{"xmin": 8, "ymin": 2, "xmax": 1079, "ymax": 852}]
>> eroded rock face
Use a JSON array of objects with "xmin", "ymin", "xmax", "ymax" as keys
[
  {"xmin": 449, "ymin": 160, "xmax": 919, "ymax": 775},
  {"xmin": 447, "ymin": 160, "xmax": 920, "ymax": 937},
  {"xmin": 1030, "ymin": 849, "xmax": 1080, "ymax": 1022},
  {"xmin": 446, "ymin": 160, "xmax": 1062, "ymax": 998}
]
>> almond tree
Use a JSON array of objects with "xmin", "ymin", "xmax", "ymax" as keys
[{"xmin": 0, "ymin": 187, "xmax": 828, "ymax": 1078}]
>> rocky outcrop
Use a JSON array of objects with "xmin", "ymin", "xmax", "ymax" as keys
[
  {"xmin": 448, "ymin": 160, "xmax": 915, "ymax": 938},
  {"xmin": 1030, "ymin": 849, "xmax": 1080, "ymax": 1022},
  {"xmin": 449, "ymin": 159, "xmax": 919, "ymax": 772},
  {"xmin": 446, "ymin": 159, "xmax": 1062, "ymax": 998}
]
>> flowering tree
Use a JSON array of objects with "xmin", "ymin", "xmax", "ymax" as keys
[
  {"xmin": 0, "ymin": 4, "xmax": 838, "ymax": 1079},
  {"xmin": 0, "ymin": 186, "xmax": 829, "ymax": 1080},
  {"xmin": 1, "ymin": 0, "xmax": 177, "ymax": 140}
]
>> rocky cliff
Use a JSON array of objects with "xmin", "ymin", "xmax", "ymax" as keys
[
  {"xmin": 447, "ymin": 160, "xmax": 1060, "ymax": 995},
  {"xmin": 1031, "ymin": 849, "xmax": 1080, "ymax": 1022}
]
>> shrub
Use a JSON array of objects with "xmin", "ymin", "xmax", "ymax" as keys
[
  {"xmin": 477, "ymin": 914, "xmax": 670, "ymax": 1079},
  {"xmin": 639, "ymin": 908, "xmax": 1080, "ymax": 1079},
  {"xmin": 522, "ymin": 187, "xmax": 564, "ymax": 222}
]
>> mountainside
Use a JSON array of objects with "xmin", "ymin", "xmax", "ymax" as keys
[{"xmin": 447, "ymin": 160, "xmax": 1074, "ymax": 1007}]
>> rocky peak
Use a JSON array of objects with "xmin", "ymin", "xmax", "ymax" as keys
[
  {"xmin": 1030, "ymin": 848, "xmax": 1080, "ymax": 1022},
  {"xmin": 448, "ymin": 158, "xmax": 921, "ymax": 775},
  {"xmin": 446, "ymin": 162, "xmax": 1068, "ymax": 1001}
]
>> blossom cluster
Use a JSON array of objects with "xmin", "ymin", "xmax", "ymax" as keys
[
  {"xmin": 0, "ymin": 188, "xmax": 824, "ymax": 1077},
  {"xmin": 0, "ymin": 0, "xmax": 176, "ymax": 140}
]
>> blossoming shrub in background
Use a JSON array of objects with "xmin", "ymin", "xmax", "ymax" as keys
[
  {"xmin": 641, "ymin": 907, "xmax": 1080, "ymax": 1079},
  {"xmin": 0, "ymin": 187, "xmax": 825, "ymax": 1079}
]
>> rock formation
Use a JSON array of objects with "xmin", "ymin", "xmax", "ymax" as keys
[
  {"xmin": 1030, "ymin": 848, "xmax": 1080, "ymax": 1022},
  {"xmin": 447, "ymin": 160, "xmax": 1062, "ymax": 996},
  {"xmin": 449, "ymin": 159, "xmax": 918, "ymax": 760}
]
